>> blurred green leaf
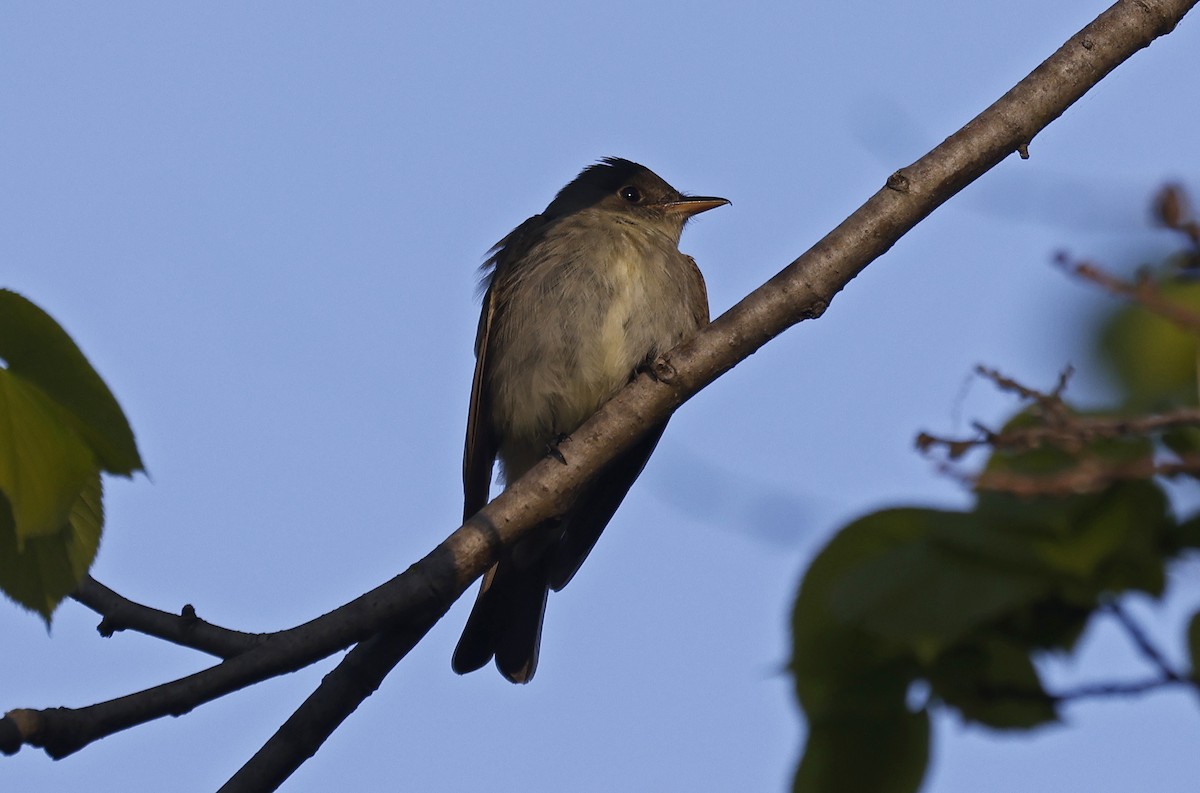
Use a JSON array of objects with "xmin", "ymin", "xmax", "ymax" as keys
[
  {"xmin": 826, "ymin": 510, "xmax": 1050, "ymax": 650},
  {"xmin": 792, "ymin": 509, "xmax": 928, "ymax": 701},
  {"xmin": 1030, "ymin": 482, "xmax": 1168, "ymax": 594},
  {"xmin": 989, "ymin": 595, "xmax": 1092, "ymax": 653},
  {"xmin": 0, "ymin": 477, "xmax": 102, "ymax": 622},
  {"xmin": 794, "ymin": 682, "xmax": 928, "ymax": 793},
  {"xmin": 0, "ymin": 289, "xmax": 142, "ymax": 476},
  {"xmin": 982, "ymin": 410, "xmax": 1083, "ymax": 477},
  {"xmin": 928, "ymin": 638, "xmax": 1057, "ymax": 729},
  {"xmin": 1167, "ymin": 512, "xmax": 1200, "ymax": 551},
  {"xmin": 791, "ymin": 473, "xmax": 1178, "ymax": 792},
  {"xmin": 1096, "ymin": 278, "xmax": 1200, "ymax": 410},
  {"xmin": 1161, "ymin": 426, "xmax": 1200, "ymax": 463}
]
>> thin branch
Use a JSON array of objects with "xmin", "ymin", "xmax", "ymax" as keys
[
  {"xmin": 918, "ymin": 367, "xmax": 1200, "ymax": 493},
  {"xmin": 919, "ymin": 406, "xmax": 1200, "ymax": 456},
  {"xmin": 981, "ymin": 675, "xmax": 1192, "ymax": 706},
  {"xmin": 1, "ymin": 546, "xmax": 460, "ymax": 759},
  {"xmin": 975, "ymin": 452, "xmax": 1200, "ymax": 495},
  {"xmin": 1154, "ymin": 183, "xmax": 1200, "ymax": 251},
  {"xmin": 1059, "ymin": 253, "xmax": 1200, "ymax": 333},
  {"xmin": 216, "ymin": 622, "xmax": 434, "ymax": 793},
  {"xmin": 1052, "ymin": 675, "xmax": 1195, "ymax": 702},
  {"xmin": 975, "ymin": 364, "xmax": 1075, "ymax": 418},
  {"xmin": 1103, "ymin": 601, "xmax": 1187, "ymax": 682},
  {"xmin": 71, "ymin": 576, "xmax": 266, "ymax": 660},
  {"xmin": 973, "ymin": 603, "xmax": 1199, "ymax": 706}
]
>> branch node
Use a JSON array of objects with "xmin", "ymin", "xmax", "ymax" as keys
[
  {"xmin": 96, "ymin": 617, "xmax": 121, "ymax": 638},
  {"xmin": 802, "ymin": 298, "xmax": 830, "ymax": 320},
  {"xmin": 650, "ymin": 355, "xmax": 679, "ymax": 384},
  {"xmin": 885, "ymin": 170, "xmax": 910, "ymax": 193},
  {"xmin": 2, "ymin": 709, "xmax": 40, "ymax": 753}
]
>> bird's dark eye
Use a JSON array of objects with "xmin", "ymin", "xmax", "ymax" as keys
[{"xmin": 619, "ymin": 185, "xmax": 642, "ymax": 203}]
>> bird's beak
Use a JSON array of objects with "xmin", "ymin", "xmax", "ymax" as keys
[{"xmin": 659, "ymin": 196, "xmax": 731, "ymax": 218}]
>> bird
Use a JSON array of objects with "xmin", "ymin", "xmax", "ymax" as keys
[{"xmin": 451, "ymin": 157, "xmax": 728, "ymax": 682}]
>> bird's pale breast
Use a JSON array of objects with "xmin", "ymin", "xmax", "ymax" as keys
[{"xmin": 488, "ymin": 210, "xmax": 704, "ymax": 481}]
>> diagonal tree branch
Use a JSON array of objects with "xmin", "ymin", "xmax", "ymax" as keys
[
  {"xmin": 217, "ymin": 622, "xmax": 435, "ymax": 793},
  {"xmin": 2, "ymin": 0, "xmax": 1196, "ymax": 784},
  {"xmin": 219, "ymin": 0, "xmax": 1200, "ymax": 789}
]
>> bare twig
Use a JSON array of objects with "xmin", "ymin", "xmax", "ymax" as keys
[
  {"xmin": 1052, "ymin": 675, "xmax": 1195, "ymax": 702},
  {"xmin": 71, "ymin": 576, "xmax": 266, "ymax": 660},
  {"xmin": 216, "ymin": 623, "xmax": 433, "ymax": 793},
  {"xmin": 1103, "ymin": 601, "xmax": 1187, "ymax": 682},
  {"xmin": 919, "ymin": 364, "xmax": 1200, "ymax": 494},
  {"xmin": 1058, "ymin": 253, "xmax": 1200, "ymax": 334},
  {"xmin": 975, "ymin": 365, "xmax": 1074, "ymax": 417},
  {"xmin": 919, "ymin": 406, "xmax": 1200, "ymax": 457},
  {"xmin": 975, "ymin": 453, "xmax": 1200, "ymax": 495},
  {"xmin": 977, "ymin": 675, "xmax": 1191, "ymax": 707},
  {"xmin": 1154, "ymin": 184, "xmax": 1200, "ymax": 251}
]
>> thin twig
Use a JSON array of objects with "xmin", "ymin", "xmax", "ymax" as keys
[
  {"xmin": 71, "ymin": 576, "xmax": 266, "ymax": 659},
  {"xmin": 975, "ymin": 453, "xmax": 1200, "ymax": 495},
  {"xmin": 973, "ymin": 674, "xmax": 1192, "ymax": 711},
  {"xmin": 1052, "ymin": 675, "xmax": 1191, "ymax": 702},
  {"xmin": 919, "ymin": 406, "xmax": 1200, "ymax": 457},
  {"xmin": 1059, "ymin": 254, "xmax": 1200, "ymax": 334},
  {"xmin": 1103, "ymin": 601, "xmax": 1186, "ymax": 682}
]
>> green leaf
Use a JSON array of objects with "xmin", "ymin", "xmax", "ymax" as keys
[
  {"xmin": 989, "ymin": 594, "xmax": 1093, "ymax": 653},
  {"xmin": 928, "ymin": 638, "xmax": 1057, "ymax": 729},
  {"xmin": 1161, "ymin": 426, "xmax": 1200, "ymax": 463},
  {"xmin": 0, "ymin": 476, "xmax": 102, "ymax": 622},
  {"xmin": 0, "ymin": 291, "xmax": 136, "ymax": 623},
  {"xmin": 0, "ymin": 370, "xmax": 98, "ymax": 539},
  {"xmin": 1167, "ymin": 512, "xmax": 1200, "ymax": 552},
  {"xmin": 976, "ymin": 467, "xmax": 1170, "ymax": 599},
  {"xmin": 1096, "ymin": 278, "xmax": 1200, "ymax": 410},
  {"xmin": 0, "ymin": 289, "xmax": 142, "ymax": 476},
  {"xmin": 1030, "ymin": 482, "xmax": 1168, "ymax": 594},
  {"xmin": 794, "ymin": 695, "xmax": 928, "ymax": 793},
  {"xmin": 791, "ymin": 509, "xmax": 929, "ymax": 699},
  {"xmin": 825, "ymin": 510, "xmax": 1051, "ymax": 651}
]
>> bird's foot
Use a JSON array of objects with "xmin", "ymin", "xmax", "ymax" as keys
[
  {"xmin": 638, "ymin": 353, "xmax": 677, "ymax": 384},
  {"xmin": 546, "ymin": 434, "xmax": 570, "ymax": 465}
]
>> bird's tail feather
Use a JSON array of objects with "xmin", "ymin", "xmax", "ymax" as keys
[{"xmin": 451, "ymin": 551, "xmax": 550, "ymax": 684}]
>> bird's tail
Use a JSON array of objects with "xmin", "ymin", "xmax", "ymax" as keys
[{"xmin": 451, "ymin": 551, "xmax": 550, "ymax": 684}]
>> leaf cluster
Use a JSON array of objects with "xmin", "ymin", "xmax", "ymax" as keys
[
  {"xmin": 0, "ymin": 290, "xmax": 142, "ymax": 621},
  {"xmin": 792, "ymin": 236, "xmax": 1200, "ymax": 793}
]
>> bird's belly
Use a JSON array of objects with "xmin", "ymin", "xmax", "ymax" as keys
[{"xmin": 493, "ymin": 262, "xmax": 677, "ymax": 476}]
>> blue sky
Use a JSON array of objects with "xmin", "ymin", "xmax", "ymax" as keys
[{"xmin": 2, "ymin": 3, "xmax": 1198, "ymax": 791}]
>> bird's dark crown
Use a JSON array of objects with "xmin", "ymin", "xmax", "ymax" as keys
[{"xmin": 543, "ymin": 157, "xmax": 680, "ymax": 218}]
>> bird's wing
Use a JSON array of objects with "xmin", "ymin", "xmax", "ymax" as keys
[
  {"xmin": 547, "ymin": 421, "xmax": 668, "ymax": 591},
  {"xmin": 462, "ymin": 213, "xmax": 550, "ymax": 522},
  {"xmin": 462, "ymin": 281, "xmax": 498, "ymax": 522}
]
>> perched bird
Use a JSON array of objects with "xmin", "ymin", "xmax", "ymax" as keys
[{"xmin": 452, "ymin": 157, "xmax": 728, "ymax": 682}]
